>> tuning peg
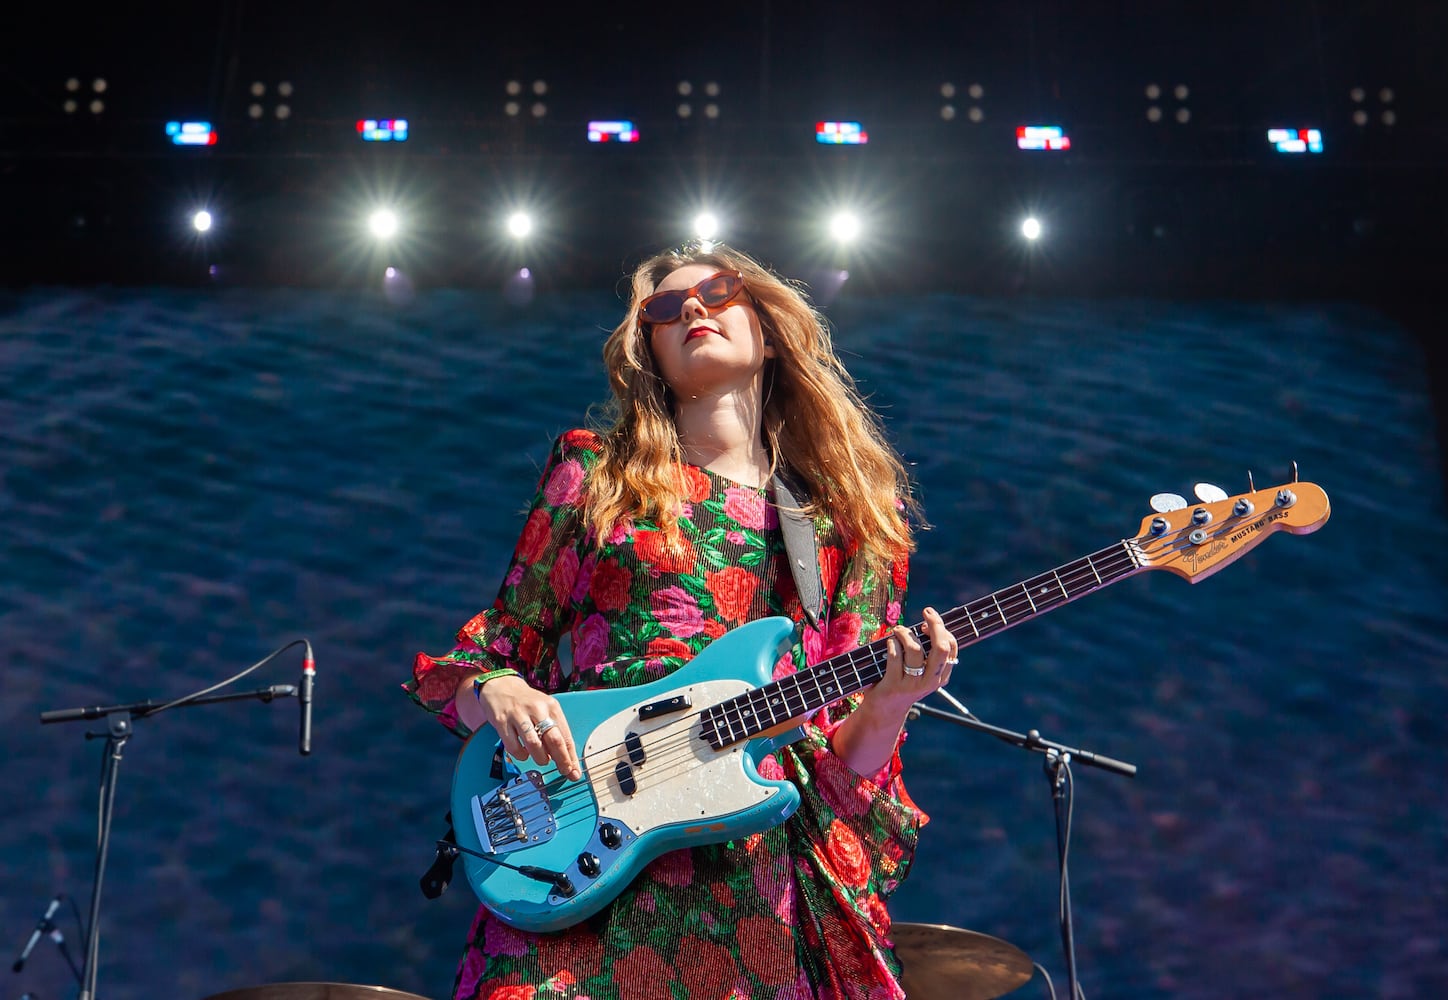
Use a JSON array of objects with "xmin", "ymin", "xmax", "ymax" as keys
[
  {"xmin": 1194, "ymin": 483, "xmax": 1228, "ymax": 503},
  {"xmin": 1292, "ymin": 460, "xmax": 1299, "ymax": 483},
  {"xmin": 1150, "ymin": 492, "xmax": 1187, "ymax": 513},
  {"xmin": 1247, "ymin": 470, "xmax": 1255, "ymax": 492}
]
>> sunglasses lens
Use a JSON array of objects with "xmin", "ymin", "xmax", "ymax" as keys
[
  {"xmin": 641, "ymin": 293, "xmax": 685, "ymax": 324},
  {"xmin": 699, "ymin": 274, "xmax": 740, "ymax": 305}
]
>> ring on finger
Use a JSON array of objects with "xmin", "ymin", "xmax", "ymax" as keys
[
  {"xmin": 903, "ymin": 663, "xmax": 926, "ymax": 677},
  {"xmin": 534, "ymin": 717, "xmax": 558, "ymax": 736},
  {"xmin": 944, "ymin": 657, "xmax": 960, "ymax": 667}
]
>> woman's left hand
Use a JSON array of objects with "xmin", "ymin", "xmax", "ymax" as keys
[
  {"xmin": 868, "ymin": 606, "xmax": 960, "ymax": 719},
  {"xmin": 830, "ymin": 606, "xmax": 959, "ymax": 776}
]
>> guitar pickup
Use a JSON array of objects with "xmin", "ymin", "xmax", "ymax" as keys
[
  {"xmin": 638, "ymin": 695, "xmax": 691, "ymax": 721},
  {"xmin": 624, "ymin": 731, "xmax": 647, "ymax": 767},
  {"xmin": 614, "ymin": 761, "xmax": 637, "ymax": 797}
]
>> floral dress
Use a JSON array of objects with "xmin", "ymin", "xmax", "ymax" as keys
[{"xmin": 405, "ymin": 429, "xmax": 928, "ymax": 1000}]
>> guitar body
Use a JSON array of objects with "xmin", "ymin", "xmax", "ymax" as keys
[{"xmin": 450, "ymin": 616, "xmax": 805, "ymax": 932}]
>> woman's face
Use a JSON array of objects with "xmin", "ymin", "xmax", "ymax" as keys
[{"xmin": 644, "ymin": 263, "xmax": 775, "ymax": 399}]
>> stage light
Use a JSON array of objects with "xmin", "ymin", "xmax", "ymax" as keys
[
  {"xmin": 828, "ymin": 211, "xmax": 862, "ymax": 244},
  {"xmin": 810, "ymin": 268, "xmax": 850, "ymax": 307},
  {"xmin": 504, "ymin": 267, "xmax": 536, "ymax": 307},
  {"xmin": 358, "ymin": 119, "xmax": 409, "ymax": 141},
  {"xmin": 1267, "ymin": 128, "xmax": 1323, "ymax": 154},
  {"xmin": 693, "ymin": 212, "xmax": 720, "ymax": 241},
  {"xmin": 192, "ymin": 210, "xmax": 213, "ymax": 233},
  {"xmin": 587, "ymin": 120, "xmax": 639, "ymax": 143},
  {"xmin": 383, "ymin": 266, "xmax": 415, "ymax": 306},
  {"xmin": 1021, "ymin": 217, "xmax": 1042, "ymax": 240},
  {"xmin": 506, "ymin": 211, "xmax": 533, "ymax": 238},
  {"xmin": 166, "ymin": 121, "xmax": 217, "ymax": 146},
  {"xmin": 369, "ymin": 209, "xmax": 399, "ymax": 239},
  {"xmin": 1017, "ymin": 125, "xmax": 1070, "ymax": 151},
  {"xmin": 816, "ymin": 121, "xmax": 868, "ymax": 145}
]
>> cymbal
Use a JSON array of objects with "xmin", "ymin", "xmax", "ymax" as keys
[
  {"xmin": 201, "ymin": 984, "xmax": 434, "ymax": 1000},
  {"xmin": 892, "ymin": 922, "xmax": 1034, "ymax": 1000}
]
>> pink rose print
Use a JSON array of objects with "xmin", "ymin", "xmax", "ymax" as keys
[
  {"xmin": 803, "ymin": 612, "xmax": 863, "ymax": 665},
  {"xmin": 573, "ymin": 613, "xmax": 610, "ymax": 669},
  {"xmin": 483, "ymin": 916, "xmax": 531, "ymax": 956},
  {"xmin": 606, "ymin": 518, "xmax": 633, "ymax": 546},
  {"xmin": 650, "ymin": 586, "xmax": 705, "ymax": 638},
  {"xmin": 571, "ymin": 552, "xmax": 597, "ymax": 603},
  {"xmin": 723, "ymin": 487, "xmax": 768, "ymax": 529},
  {"xmin": 544, "ymin": 459, "xmax": 585, "ymax": 506}
]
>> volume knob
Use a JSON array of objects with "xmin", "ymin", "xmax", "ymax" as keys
[{"xmin": 599, "ymin": 822, "xmax": 623, "ymax": 849}]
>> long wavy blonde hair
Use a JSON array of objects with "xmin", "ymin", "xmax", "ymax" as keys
[{"xmin": 584, "ymin": 243, "xmax": 919, "ymax": 571}]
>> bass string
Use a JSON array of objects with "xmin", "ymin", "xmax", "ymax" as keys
[{"xmin": 484, "ymin": 523, "xmax": 1202, "ymax": 824}]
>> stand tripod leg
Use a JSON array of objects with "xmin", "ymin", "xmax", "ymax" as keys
[
  {"xmin": 1045, "ymin": 750, "xmax": 1081, "ymax": 1000},
  {"xmin": 79, "ymin": 714, "xmax": 130, "ymax": 1000}
]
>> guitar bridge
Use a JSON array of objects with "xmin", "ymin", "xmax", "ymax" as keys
[{"xmin": 470, "ymin": 771, "xmax": 556, "ymax": 854}]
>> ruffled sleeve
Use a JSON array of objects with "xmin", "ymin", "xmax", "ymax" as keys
[
  {"xmin": 402, "ymin": 428, "xmax": 601, "ymax": 738},
  {"xmin": 778, "ymin": 542, "xmax": 927, "ymax": 998}
]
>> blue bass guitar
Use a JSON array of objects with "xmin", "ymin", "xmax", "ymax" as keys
[{"xmin": 450, "ymin": 478, "xmax": 1329, "ymax": 931}]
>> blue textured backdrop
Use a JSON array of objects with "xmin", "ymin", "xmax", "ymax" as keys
[{"xmin": 2, "ymin": 287, "xmax": 1444, "ymax": 999}]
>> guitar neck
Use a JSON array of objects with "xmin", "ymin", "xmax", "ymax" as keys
[{"xmin": 703, "ymin": 539, "xmax": 1145, "ymax": 748}]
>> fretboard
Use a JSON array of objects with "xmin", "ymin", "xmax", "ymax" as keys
[{"xmin": 700, "ymin": 539, "xmax": 1145, "ymax": 749}]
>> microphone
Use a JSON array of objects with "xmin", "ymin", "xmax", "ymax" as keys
[
  {"xmin": 12, "ymin": 894, "xmax": 61, "ymax": 973},
  {"xmin": 299, "ymin": 646, "xmax": 315, "ymax": 756}
]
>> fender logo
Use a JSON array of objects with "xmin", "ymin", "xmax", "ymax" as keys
[
  {"xmin": 1185, "ymin": 538, "xmax": 1229, "ymax": 570},
  {"xmin": 1229, "ymin": 509, "xmax": 1290, "ymax": 544}
]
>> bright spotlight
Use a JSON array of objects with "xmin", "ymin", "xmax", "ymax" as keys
[
  {"xmin": 828, "ymin": 211, "xmax": 862, "ymax": 245},
  {"xmin": 192, "ymin": 210, "xmax": 213, "ymax": 233},
  {"xmin": 369, "ymin": 209, "xmax": 399, "ymax": 239},
  {"xmin": 1021, "ymin": 217, "xmax": 1042, "ymax": 241},
  {"xmin": 506, "ymin": 211, "xmax": 533, "ymax": 238},
  {"xmin": 693, "ymin": 212, "xmax": 720, "ymax": 241}
]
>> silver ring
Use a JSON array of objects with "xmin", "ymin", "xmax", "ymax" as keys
[
  {"xmin": 533, "ymin": 716, "xmax": 557, "ymax": 737},
  {"xmin": 903, "ymin": 663, "xmax": 926, "ymax": 677},
  {"xmin": 944, "ymin": 657, "xmax": 960, "ymax": 667}
]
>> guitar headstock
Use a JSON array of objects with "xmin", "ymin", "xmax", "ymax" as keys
[{"xmin": 1133, "ymin": 479, "xmax": 1330, "ymax": 582}]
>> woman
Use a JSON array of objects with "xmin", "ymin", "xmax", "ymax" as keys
[{"xmin": 406, "ymin": 243, "xmax": 958, "ymax": 1000}]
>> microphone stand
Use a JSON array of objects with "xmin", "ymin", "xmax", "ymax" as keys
[
  {"xmin": 910, "ymin": 696, "xmax": 1137, "ymax": 1000},
  {"xmin": 39, "ymin": 684, "xmax": 297, "ymax": 1000}
]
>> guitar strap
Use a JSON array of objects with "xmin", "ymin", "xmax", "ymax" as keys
[{"xmin": 771, "ymin": 469, "xmax": 824, "ymax": 631}]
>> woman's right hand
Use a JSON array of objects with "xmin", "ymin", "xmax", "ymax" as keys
[{"xmin": 457, "ymin": 673, "xmax": 582, "ymax": 781}]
